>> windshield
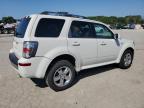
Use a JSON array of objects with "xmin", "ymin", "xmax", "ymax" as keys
[{"xmin": 15, "ymin": 17, "xmax": 30, "ymax": 38}]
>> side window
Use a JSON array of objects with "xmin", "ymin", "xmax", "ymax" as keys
[
  {"xmin": 69, "ymin": 21, "xmax": 95, "ymax": 38},
  {"xmin": 35, "ymin": 18, "xmax": 65, "ymax": 37},
  {"xmin": 94, "ymin": 24, "xmax": 114, "ymax": 39}
]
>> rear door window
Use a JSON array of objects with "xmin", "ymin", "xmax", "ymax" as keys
[
  {"xmin": 16, "ymin": 17, "xmax": 30, "ymax": 38},
  {"xmin": 69, "ymin": 21, "xmax": 95, "ymax": 38},
  {"xmin": 35, "ymin": 18, "xmax": 65, "ymax": 37}
]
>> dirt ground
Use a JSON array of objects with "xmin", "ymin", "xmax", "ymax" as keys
[{"xmin": 0, "ymin": 30, "xmax": 144, "ymax": 108}]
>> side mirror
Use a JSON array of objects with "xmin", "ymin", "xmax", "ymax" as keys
[{"xmin": 114, "ymin": 33, "xmax": 120, "ymax": 40}]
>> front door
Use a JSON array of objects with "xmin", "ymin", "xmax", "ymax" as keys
[{"xmin": 93, "ymin": 23, "xmax": 121, "ymax": 63}]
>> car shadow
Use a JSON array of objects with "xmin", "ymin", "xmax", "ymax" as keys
[
  {"xmin": 31, "ymin": 78, "xmax": 47, "ymax": 88},
  {"xmin": 31, "ymin": 64, "xmax": 117, "ymax": 88}
]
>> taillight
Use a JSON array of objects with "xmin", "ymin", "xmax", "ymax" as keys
[{"xmin": 23, "ymin": 41, "xmax": 38, "ymax": 58}]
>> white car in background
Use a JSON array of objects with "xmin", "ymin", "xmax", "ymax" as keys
[{"xmin": 9, "ymin": 12, "xmax": 135, "ymax": 91}]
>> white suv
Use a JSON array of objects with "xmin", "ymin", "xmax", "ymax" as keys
[{"xmin": 9, "ymin": 12, "xmax": 134, "ymax": 91}]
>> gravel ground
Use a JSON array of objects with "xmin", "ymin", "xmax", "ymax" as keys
[{"xmin": 0, "ymin": 30, "xmax": 144, "ymax": 108}]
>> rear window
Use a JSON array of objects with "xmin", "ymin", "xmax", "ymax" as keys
[
  {"xmin": 35, "ymin": 18, "xmax": 65, "ymax": 37},
  {"xmin": 15, "ymin": 18, "xmax": 30, "ymax": 38}
]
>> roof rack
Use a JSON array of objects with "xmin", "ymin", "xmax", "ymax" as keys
[{"xmin": 40, "ymin": 11, "xmax": 87, "ymax": 19}]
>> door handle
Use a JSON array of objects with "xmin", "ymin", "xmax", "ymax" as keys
[
  {"xmin": 72, "ymin": 42, "xmax": 80, "ymax": 46},
  {"xmin": 100, "ymin": 42, "xmax": 107, "ymax": 46}
]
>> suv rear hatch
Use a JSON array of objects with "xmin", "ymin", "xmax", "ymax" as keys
[{"xmin": 13, "ymin": 17, "xmax": 31, "ymax": 58}]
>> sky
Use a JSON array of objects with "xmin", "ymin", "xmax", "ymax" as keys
[{"xmin": 0, "ymin": 0, "xmax": 144, "ymax": 19}]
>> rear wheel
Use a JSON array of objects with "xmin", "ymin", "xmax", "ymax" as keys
[
  {"xmin": 119, "ymin": 50, "xmax": 133, "ymax": 69},
  {"xmin": 3, "ymin": 29, "xmax": 8, "ymax": 34},
  {"xmin": 45, "ymin": 60, "xmax": 76, "ymax": 91}
]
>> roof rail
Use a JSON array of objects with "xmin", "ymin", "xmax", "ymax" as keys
[{"xmin": 40, "ymin": 11, "xmax": 87, "ymax": 19}]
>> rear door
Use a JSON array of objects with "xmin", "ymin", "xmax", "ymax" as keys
[
  {"xmin": 13, "ymin": 17, "xmax": 31, "ymax": 58},
  {"xmin": 67, "ymin": 21, "xmax": 98, "ymax": 66}
]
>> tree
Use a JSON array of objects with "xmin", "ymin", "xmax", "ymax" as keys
[
  {"xmin": 125, "ymin": 15, "xmax": 142, "ymax": 24},
  {"xmin": 140, "ymin": 19, "xmax": 144, "ymax": 24},
  {"xmin": 109, "ymin": 16, "xmax": 118, "ymax": 25},
  {"xmin": 2, "ymin": 16, "xmax": 16, "ymax": 24},
  {"xmin": 117, "ymin": 17, "xmax": 126, "ymax": 25},
  {"xmin": 88, "ymin": 15, "xmax": 143, "ymax": 25}
]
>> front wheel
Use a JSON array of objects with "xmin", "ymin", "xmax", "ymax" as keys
[
  {"xmin": 45, "ymin": 60, "xmax": 76, "ymax": 91},
  {"xmin": 119, "ymin": 50, "xmax": 134, "ymax": 69}
]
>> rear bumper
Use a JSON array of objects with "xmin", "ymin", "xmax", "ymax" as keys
[{"xmin": 9, "ymin": 50, "xmax": 52, "ymax": 78}]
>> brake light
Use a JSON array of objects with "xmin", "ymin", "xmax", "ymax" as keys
[
  {"xmin": 19, "ymin": 63, "xmax": 31, "ymax": 66},
  {"xmin": 23, "ymin": 48, "xmax": 31, "ymax": 53},
  {"xmin": 23, "ymin": 41, "xmax": 38, "ymax": 58}
]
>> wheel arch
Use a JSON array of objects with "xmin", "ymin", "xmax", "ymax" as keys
[
  {"xmin": 44, "ymin": 54, "xmax": 79, "ymax": 78},
  {"xmin": 125, "ymin": 47, "xmax": 134, "ymax": 55},
  {"xmin": 117, "ymin": 46, "xmax": 134, "ymax": 63}
]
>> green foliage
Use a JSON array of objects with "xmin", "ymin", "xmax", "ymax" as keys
[
  {"xmin": 2, "ymin": 16, "xmax": 16, "ymax": 24},
  {"xmin": 88, "ymin": 15, "xmax": 144, "ymax": 25}
]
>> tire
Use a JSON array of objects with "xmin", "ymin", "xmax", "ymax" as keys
[
  {"xmin": 45, "ymin": 60, "xmax": 76, "ymax": 91},
  {"xmin": 0, "ymin": 30, "xmax": 2, "ymax": 34},
  {"xmin": 119, "ymin": 50, "xmax": 133, "ymax": 69},
  {"xmin": 9, "ymin": 30, "xmax": 14, "ymax": 34},
  {"xmin": 3, "ymin": 29, "xmax": 8, "ymax": 34}
]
